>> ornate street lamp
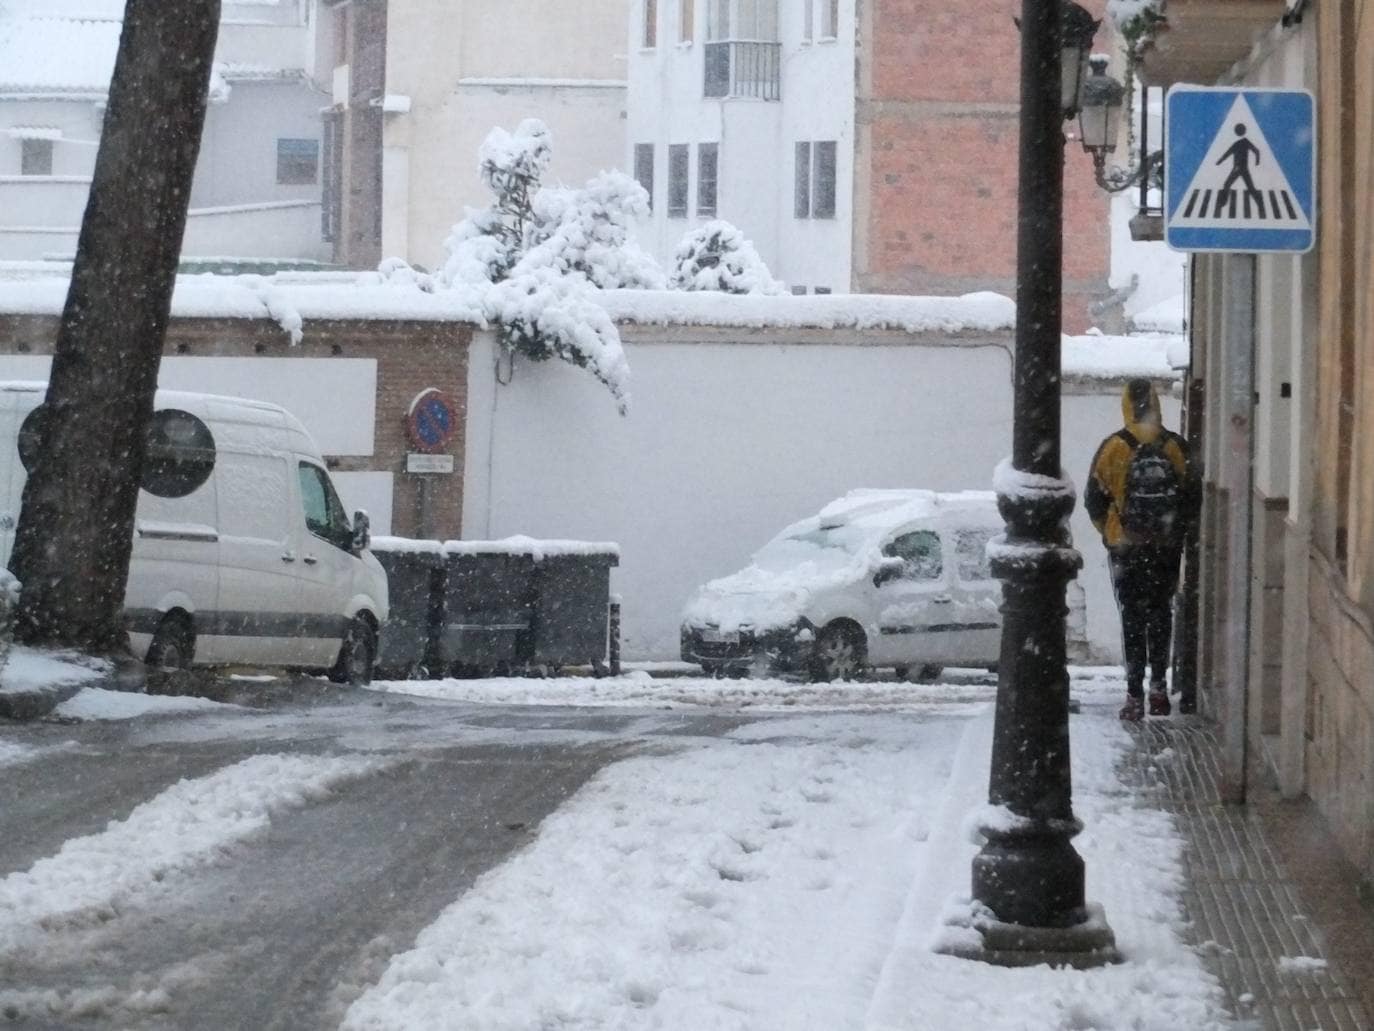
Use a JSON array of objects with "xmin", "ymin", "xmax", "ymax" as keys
[
  {"xmin": 1078, "ymin": 56, "xmax": 1160, "ymax": 193},
  {"xmin": 936, "ymin": 0, "xmax": 1119, "ymax": 968}
]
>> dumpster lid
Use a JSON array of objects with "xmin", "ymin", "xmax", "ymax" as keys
[
  {"xmin": 442, "ymin": 536, "xmax": 620, "ymax": 561},
  {"xmin": 370, "ymin": 536, "xmax": 445, "ymax": 555}
]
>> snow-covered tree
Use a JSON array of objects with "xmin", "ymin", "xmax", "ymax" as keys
[
  {"xmin": 429, "ymin": 119, "xmax": 660, "ymax": 411},
  {"xmin": 669, "ymin": 221, "xmax": 785, "ymax": 295}
]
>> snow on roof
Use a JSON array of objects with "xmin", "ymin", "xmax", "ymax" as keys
[
  {"xmin": 0, "ymin": 15, "xmax": 122, "ymax": 96},
  {"xmin": 0, "ymin": 7, "xmax": 305, "ymax": 98},
  {"xmin": 598, "ymin": 290, "xmax": 1016, "ymax": 335},
  {"xmin": 1061, "ymin": 331, "xmax": 1183, "ymax": 382},
  {"xmin": 817, "ymin": 489, "xmax": 998, "ymax": 533}
]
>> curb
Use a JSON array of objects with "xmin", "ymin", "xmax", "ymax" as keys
[{"xmin": 0, "ymin": 682, "xmax": 85, "ymax": 721}]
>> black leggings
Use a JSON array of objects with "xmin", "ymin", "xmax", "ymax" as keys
[{"xmin": 1109, "ymin": 546, "xmax": 1182, "ymax": 695}]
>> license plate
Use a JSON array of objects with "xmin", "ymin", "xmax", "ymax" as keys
[{"xmin": 701, "ymin": 628, "xmax": 739, "ymax": 645}]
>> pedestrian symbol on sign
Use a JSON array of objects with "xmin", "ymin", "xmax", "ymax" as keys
[{"xmin": 1165, "ymin": 87, "xmax": 1315, "ymax": 253}]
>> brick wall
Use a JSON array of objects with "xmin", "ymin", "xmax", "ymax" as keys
[
  {"xmin": 0, "ymin": 313, "xmax": 472, "ymax": 540},
  {"xmin": 856, "ymin": 0, "xmax": 1113, "ymax": 332}
]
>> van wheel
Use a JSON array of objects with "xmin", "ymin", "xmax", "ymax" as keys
[
  {"xmin": 147, "ymin": 615, "xmax": 194, "ymax": 674},
  {"xmin": 916, "ymin": 664, "xmax": 943, "ymax": 683},
  {"xmin": 810, "ymin": 623, "xmax": 866, "ymax": 682},
  {"xmin": 330, "ymin": 618, "xmax": 376, "ymax": 686}
]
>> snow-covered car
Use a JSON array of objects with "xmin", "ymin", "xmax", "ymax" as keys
[
  {"xmin": 0, "ymin": 383, "xmax": 389, "ymax": 683},
  {"xmin": 681, "ymin": 489, "xmax": 1087, "ymax": 681}
]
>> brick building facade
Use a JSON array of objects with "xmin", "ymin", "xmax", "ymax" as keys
[{"xmin": 854, "ymin": 0, "xmax": 1113, "ymax": 332}]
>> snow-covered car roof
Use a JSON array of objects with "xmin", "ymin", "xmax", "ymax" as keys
[{"xmin": 812, "ymin": 489, "xmax": 999, "ymax": 538}]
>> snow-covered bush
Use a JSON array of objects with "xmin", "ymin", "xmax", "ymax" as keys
[
  {"xmin": 669, "ymin": 221, "xmax": 785, "ymax": 295},
  {"xmin": 1106, "ymin": 0, "xmax": 1165, "ymax": 54},
  {"xmin": 426, "ymin": 120, "xmax": 650, "ymax": 411},
  {"xmin": 489, "ymin": 269, "xmax": 630, "ymax": 415}
]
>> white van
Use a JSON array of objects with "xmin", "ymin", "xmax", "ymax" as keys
[
  {"xmin": 681, "ymin": 489, "xmax": 1087, "ymax": 681},
  {"xmin": 0, "ymin": 383, "xmax": 389, "ymax": 683}
]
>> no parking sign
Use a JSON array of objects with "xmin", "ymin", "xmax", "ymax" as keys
[{"xmin": 406, "ymin": 388, "xmax": 458, "ymax": 453}]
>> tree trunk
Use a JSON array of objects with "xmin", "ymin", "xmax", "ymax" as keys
[{"xmin": 9, "ymin": 0, "xmax": 222, "ymax": 653}]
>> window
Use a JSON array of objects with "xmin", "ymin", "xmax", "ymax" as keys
[
  {"xmin": 321, "ymin": 113, "xmax": 343, "ymax": 242},
  {"xmin": 812, "ymin": 140, "xmax": 837, "ymax": 218},
  {"xmin": 298, "ymin": 462, "xmax": 353, "ymax": 551},
  {"xmin": 707, "ymin": 0, "xmax": 777, "ymax": 40},
  {"xmin": 813, "ymin": 286, "xmax": 832, "ymax": 294},
  {"xmin": 142, "ymin": 410, "xmax": 217, "ymax": 498},
  {"xmin": 680, "ymin": 0, "xmax": 695, "ymax": 42},
  {"xmin": 819, "ymin": 0, "xmax": 839, "ymax": 38},
  {"xmin": 707, "ymin": 0, "xmax": 729, "ymax": 39},
  {"xmin": 955, "ymin": 529, "xmax": 997, "ymax": 582},
  {"xmin": 697, "ymin": 143, "xmax": 718, "ymax": 216},
  {"xmin": 884, "ymin": 531, "xmax": 943, "ymax": 581},
  {"xmin": 643, "ymin": 0, "xmax": 658, "ymax": 47},
  {"xmin": 20, "ymin": 138, "xmax": 53, "ymax": 177},
  {"xmin": 276, "ymin": 138, "xmax": 320, "ymax": 185},
  {"xmin": 794, "ymin": 141, "xmax": 812, "ymax": 218},
  {"xmin": 790, "ymin": 285, "xmax": 808, "ymax": 296},
  {"xmin": 668, "ymin": 144, "xmax": 690, "ymax": 218},
  {"xmin": 634, "ymin": 143, "xmax": 655, "ymax": 211}
]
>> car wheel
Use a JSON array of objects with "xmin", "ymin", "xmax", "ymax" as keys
[
  {"xmin": 330, "ymin": 617, "xmax": 376, "ymax": 686},
  {"xmin": 146, "ymin": 614, "xmax": 194, "ymax": 674},
  {"xmin": 916, "ymin": 664, "xmax": 943, "ymax": 683},
  {"xmin": 810, "ymin": 623, "xmax": 866, "ymax": 682}
]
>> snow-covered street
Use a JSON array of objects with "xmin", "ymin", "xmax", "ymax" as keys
[{"xmin": 0, "ymin": 671, "xmax": 1236, "ymax": 1029}]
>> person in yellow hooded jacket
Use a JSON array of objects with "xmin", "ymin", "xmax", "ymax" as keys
[{"xmin": 1085, "ymin": 378, "xmax": 1196, "ymax": 722}]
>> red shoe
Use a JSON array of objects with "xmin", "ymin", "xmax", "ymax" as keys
[
  {"xmin": 1148, "ymin": 689, "xmax": 1171, "ymax": 717},
  {"xmin": 1119, "ymin": 695, "xmax": 1144, "ymax": 722}
]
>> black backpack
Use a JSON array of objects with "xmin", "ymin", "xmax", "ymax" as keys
[{"xmin": 1117, "ymin": 429, "xmax": 1182, "ymax": 542}]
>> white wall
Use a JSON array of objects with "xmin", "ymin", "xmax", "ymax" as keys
[
  {"xmin": 464, "ymin": 328, "xmax": 1165, "ymax": 662},
  {"xmin": 626, "ymin": 0, "xmax": 854, "ymax": 292},
  {"xmin": 0, "ymin": 355, "xmax": 377, "ymax": 457},
  {"xmin": 192, "ymin": 81, "xmax": 330, "ymax": 211}
]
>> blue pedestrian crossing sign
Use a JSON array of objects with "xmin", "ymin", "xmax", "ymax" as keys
[{"xmin": 1165, "ymin": 87, "xmax": 1316, "ymax": 253}]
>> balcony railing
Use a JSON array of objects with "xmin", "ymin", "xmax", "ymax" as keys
[{"xmin": 704, "ymin": 40, "xmax": 781, "ymax": 101}]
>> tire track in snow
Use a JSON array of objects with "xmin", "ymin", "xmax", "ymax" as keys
[{"xmin": 0, "ymin": 752, "xmax": 388, "ymax": 950}]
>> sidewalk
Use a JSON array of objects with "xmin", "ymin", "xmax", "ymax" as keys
[{"xmin": 1123, "ymin": 713, "xmax": 1374, "ymax": 1030}]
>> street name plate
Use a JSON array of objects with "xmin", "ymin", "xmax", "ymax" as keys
[{"xmin": 406, "ymin": 453, "xmax": 455, "ymax": 474}]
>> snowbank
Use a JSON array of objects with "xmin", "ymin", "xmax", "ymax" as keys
[
  {"xmin": 1130, "ymin": 294, "xmax": 1187, "ymax": 335},
  {"xmin": 0, "ymin": 753, "xmax": 385, "ymax": 950},
  {"xmin": 0, "ymin": 647, "xmax": 108, "ymax": 696},
  {"xmin": 55, "ymin": 688, "xmax": 237, "ymax": 721}
]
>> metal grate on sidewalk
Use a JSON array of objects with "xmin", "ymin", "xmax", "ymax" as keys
[{"xmin": 1118, "ymin": 716, "xmax": 1371, "ymax": 1031}]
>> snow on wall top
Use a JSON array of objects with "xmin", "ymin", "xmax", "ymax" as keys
[
  {"xmin": 1062, "ymin": 331, "xmax": 1183, "ymax": 381},
  {"xmin": 599, "ymin": 290, "xmax": 1016, "ymax": 335}
]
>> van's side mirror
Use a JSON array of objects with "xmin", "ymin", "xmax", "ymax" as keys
[{"xmin": 351, "ymin": 510, "xmax": 371, "ymax": 554}]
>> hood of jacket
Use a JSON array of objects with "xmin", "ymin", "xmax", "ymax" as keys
[{"xmin": 1121, "ymin": 378, "xmax": 1163, "ymax": 444}]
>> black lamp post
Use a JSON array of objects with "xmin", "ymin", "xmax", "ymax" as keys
[{"xmin": 937, "ymin": 0, "xmax": 1119, "ymax": 968}]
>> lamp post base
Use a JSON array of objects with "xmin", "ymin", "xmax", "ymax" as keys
[{"xmin": 934, "ymin": 900, "xmax": 1121, "ymax": 970}]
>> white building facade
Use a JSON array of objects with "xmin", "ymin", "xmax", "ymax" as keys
[
  {"xmin": 626, "ymin": 0, "xmax": 855, "ymax": 294},
  {"xmin": 320, "ymin": 0, "xmax": 629, "ymax": 271},
  {"xmin": 0, "ymin": 0, "xmax": 332, "ymax": 264}
]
